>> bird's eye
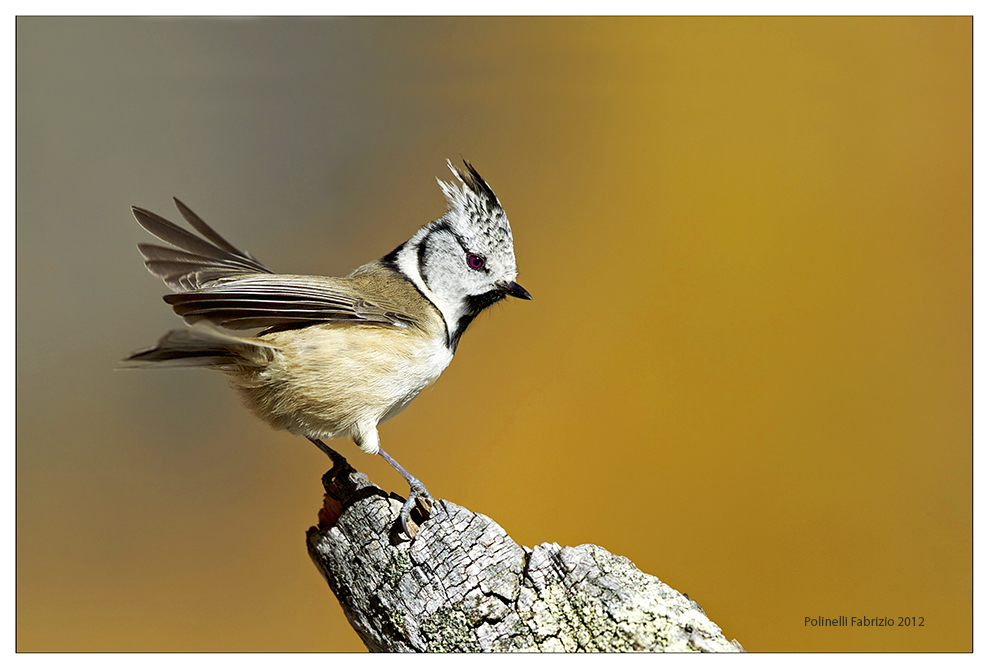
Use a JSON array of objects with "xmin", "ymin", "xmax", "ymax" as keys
[{"xmin": 466, "ymin": 253, "xmax": 486, "ymax": 270}]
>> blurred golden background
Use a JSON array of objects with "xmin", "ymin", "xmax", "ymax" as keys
[{"xmin": 16, "ymin": 17, "xmax": 971, "ymax": 652}]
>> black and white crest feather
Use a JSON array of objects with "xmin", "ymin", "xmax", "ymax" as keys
[{"xmin": 437, "ymin": 160, "xmax": 515, "ymax": 252}]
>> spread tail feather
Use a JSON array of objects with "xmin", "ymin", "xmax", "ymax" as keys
[{"xmin": 120, "ymin": 324, "xmax": 275, "ymax": 369}]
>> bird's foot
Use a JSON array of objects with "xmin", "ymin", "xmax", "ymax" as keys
[{"xmin": 398, "ymin": 480, "xmax": 434, "ymax": 540}]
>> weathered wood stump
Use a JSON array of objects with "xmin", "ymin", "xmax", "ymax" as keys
[{"xmin": 306, "ymin": 447, "xmax": 743, "ymax": 652}]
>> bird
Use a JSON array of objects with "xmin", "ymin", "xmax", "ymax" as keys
[{"xmin": 123, "ymin": 160, "xmax": 531, "ymax": 538}]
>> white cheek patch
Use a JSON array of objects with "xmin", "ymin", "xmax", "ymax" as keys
[{"xmin": 394, "ymin": 238, "xmax": 462, "ymax": 346}]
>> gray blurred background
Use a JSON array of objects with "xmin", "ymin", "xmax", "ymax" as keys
[{"xmin": 17, "ymin": 17, "xmax": 971, "ymax": 652}]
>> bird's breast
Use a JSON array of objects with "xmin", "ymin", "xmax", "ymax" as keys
[{"xmin": 230, "ymin": 321, "xmax": 453, "ymax": 439}]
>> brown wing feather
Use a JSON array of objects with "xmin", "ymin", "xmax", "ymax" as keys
[
  {"xmin": 133, "ymin": 200, "xmax": 416, "ymax": 331},
  {"xmin": 163, "ymin": 275, "xmax": 416, "ymax": 330}
]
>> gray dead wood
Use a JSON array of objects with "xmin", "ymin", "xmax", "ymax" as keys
[{"xmin": 306, "ymin": 449, "xmax": 744, "ymax": 652}]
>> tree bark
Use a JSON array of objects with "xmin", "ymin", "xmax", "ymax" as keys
[{"xmin": 306, "ymin": 448, "xmax": 744, "ymax": 652}]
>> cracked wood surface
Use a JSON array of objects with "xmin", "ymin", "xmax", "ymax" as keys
[{"xmin": 306, "ymin": 449, "xmax": 743, "ymax": 652}]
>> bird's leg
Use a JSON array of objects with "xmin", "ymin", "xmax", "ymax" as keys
[
  {"xmin": 307, "ymin": 437, "xmax": 347, "ymax": 465},
  {"xmin": 377, "ymin": 446, "xmax": 433, "ymax": 539}
]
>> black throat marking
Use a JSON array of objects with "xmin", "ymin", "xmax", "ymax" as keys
[{"xmin": 449, "ymin": 289, "xmax": 507, "ymax": 352}]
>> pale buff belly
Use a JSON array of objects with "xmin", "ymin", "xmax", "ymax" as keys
[{"xmin": 226, "ymin": 322, "xmax": 453, "ymax": 442}]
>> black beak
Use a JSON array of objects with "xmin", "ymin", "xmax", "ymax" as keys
[{"xmin": 502, "ymin": 281, "xmax": 532, "ymax": 300}]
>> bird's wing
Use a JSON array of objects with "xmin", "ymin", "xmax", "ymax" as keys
[
  {"xmin": 132, "ymin": 198, "xmax": 273, "ymax": 292},
  {"xmin": 133, "ymin": 200, "xmax": 415, "ymax": 331},
  {"xmin": 163, "ymin": 275, "xmax": 417, "ymax": 331}
]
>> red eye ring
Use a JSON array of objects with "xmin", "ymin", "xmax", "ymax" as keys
[{"xmin": 466, "ymin": 253, "xmax": 486, "ymax": 270}]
